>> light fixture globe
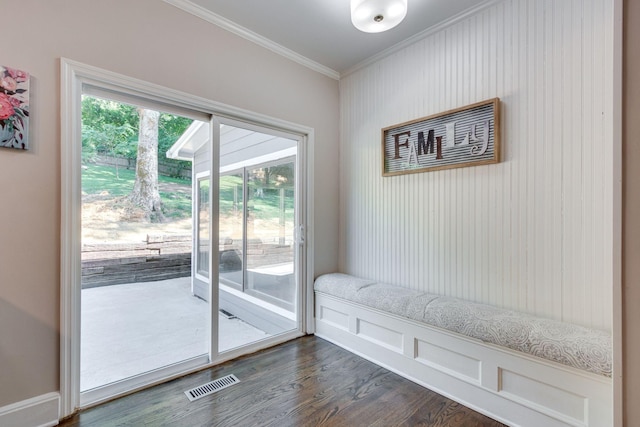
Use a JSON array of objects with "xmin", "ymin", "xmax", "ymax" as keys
[{"xmin": 351, "ymin": 0, "xmax": 407, "ymax": 33}]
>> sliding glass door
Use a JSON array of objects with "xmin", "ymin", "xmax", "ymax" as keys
[
  {"xmin": 217, "ymin": 121, "xmax": 300, "ymax": 352},
  {"xmin": 61, "ymin": 60, "xmax": 309, "ymax": 413}
]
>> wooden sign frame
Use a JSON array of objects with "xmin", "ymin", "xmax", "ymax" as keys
[{"xmin": 382, "ymin": 98, "xmax": 500, "ymax": 176}]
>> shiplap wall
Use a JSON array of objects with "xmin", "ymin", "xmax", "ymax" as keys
[{"xmin": 339, "ymin": 0, "xmax": 614, "ymax": 330}]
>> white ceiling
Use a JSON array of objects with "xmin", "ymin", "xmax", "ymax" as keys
[{"xmin": 167, "ymin": 0, "xmax": 497, "ymax": 77}]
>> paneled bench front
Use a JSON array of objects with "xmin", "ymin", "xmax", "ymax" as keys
[{"xmin": 314, "ymin": 273, "xmax": 612, "ymax": 427}]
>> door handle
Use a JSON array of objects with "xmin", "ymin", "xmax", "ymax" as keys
[{"xmin": 294, "ymin": 225, "xmax": 305, "ymax": 246}]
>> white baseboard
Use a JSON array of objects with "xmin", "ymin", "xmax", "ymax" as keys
[
  {"xmin": 315, "ymin": 293, "xmax": 613, "ymax": 427},
  {"xmin": 0, "ymin": 392, "xmax": 60, "ymax": 427}
]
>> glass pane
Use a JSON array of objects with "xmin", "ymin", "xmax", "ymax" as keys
[
  {"xmin": 218, "ymin": 122, "xmax": 298, "ymax": 354},
  {"xmin": 246, "ymin": 161, "xmax": 296, "ymax": 311},
  {"xmin": 219, "ymin": 172, "xmax": 244, "ymax": 289},
  {"xmin": 80, "ymin": 94, "xmax": 208, "ymax": 392},
  {"xmin": 197, "ymin": 177, "xmax": 210, "ymax": 278}
]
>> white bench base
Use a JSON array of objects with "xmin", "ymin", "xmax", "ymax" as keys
[{"xmin": 315, "ymin": 293, "xmax": 612, "ymax": 427}]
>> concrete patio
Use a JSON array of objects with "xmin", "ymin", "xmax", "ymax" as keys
[{"xmin": 81, "ymin": 276, "xmax": 270, "ymax": 391}]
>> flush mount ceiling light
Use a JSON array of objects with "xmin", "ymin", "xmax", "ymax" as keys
[{"xmin": 351, "ymin": 0, "xmax": 408, "ymax": 33}]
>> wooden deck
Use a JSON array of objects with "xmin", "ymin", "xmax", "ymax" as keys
[{"xmin": 59, "ymin": 335, "xmax": 505, "ymax": 427}]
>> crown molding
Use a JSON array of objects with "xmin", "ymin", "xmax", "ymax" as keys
[
  {"xmin": 341, "ymin": 0, "xmax": 505, "ymax": 77},
  {"xmin": 164, "ymin": 0, "xmax": 504, "ymax": 81},
  {"xmin": 163, "ymin": 0, "xmax": 340, "ymax": 80}
]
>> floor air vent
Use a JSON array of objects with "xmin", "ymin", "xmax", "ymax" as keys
[{"xmin": 184, "ymin": 374, "xmax": 240, "ymax": 402}]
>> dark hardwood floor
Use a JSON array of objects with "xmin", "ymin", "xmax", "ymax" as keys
[{"xmin": 59, "ymin": 336, "xmax": 505, "ymax": 427}]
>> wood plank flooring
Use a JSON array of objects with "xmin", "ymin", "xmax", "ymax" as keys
[{"xmin": 59, "ymin": 336, "xmax": 505, "ymax": 427}]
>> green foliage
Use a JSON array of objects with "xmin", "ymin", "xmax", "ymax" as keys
[
  {"xmin": 158, "ymin": 113, "xmax": 194, "ymax": 175},
  {"xmin": 81, "ymin": 96, "xmax": 138, "ymax": 162},
  {"xmin": 82, "ymin": 122, "xmax": 136, "ymax": 163},
  {"xmin": 82, "ymin": 96, "xmax": 138, "ymax": 131},
  {"xmin": 81, "ymin": 95, "xmax": 194, "ymax": 177}
]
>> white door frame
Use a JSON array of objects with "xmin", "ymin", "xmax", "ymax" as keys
[{"xmin": 60, "ymin": 58, "xmax": 315, "ymax": 418}]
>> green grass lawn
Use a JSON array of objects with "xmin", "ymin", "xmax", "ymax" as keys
[
  {"xmin": 82, "ymin": 164, "xmax": 190, "ymax": 195},
  {"xmin": 219, "ymin": 175, "xmax": 294, "ymax": 222},
  {"xmin": 82, "ymin": 164, "xmax": 192, "ymax": 219},
  {"xmin": 160, "ymin": 191, "xmax": 191, "ymax": 219},
  {"xmin": 82, "ymin": 164, "xmax": 294, "ymax": 223}
]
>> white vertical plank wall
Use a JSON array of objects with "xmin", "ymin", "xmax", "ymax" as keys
[{"xmin": 339, "ymin": 0, "xmax": 614, "ymax": 331}]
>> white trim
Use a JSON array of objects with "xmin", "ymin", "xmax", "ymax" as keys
[
  {"xmin": 167, "ymin": 120, "xmax": 208, "ymax": 161},
  {"xmin": 162, "ymin": 0, "xmax": 340, "ymax": 81},
  {"xmin": 60, "ymin": 59, "xmax": 315, "ymax": 137},
  {"xmin": 295, "ymin": 131, "xmax": 309, "ymax": 332},
  {"xmin": 82, "ymin": 84, "xmax": 210, "ymax": 122},
  {"xmin": 60, "ymin": 58, "xmax": 315, "ymax": 416},
  {"xmin": 341, "ymin": 0, "xmax": 505, "ymax": 77},
  {"xmin": 209, "ymin": 328, "xmax": 304, "ymax": 366},
  {"xmin": 611, "ymin": 0, "xmax": 623, "ymax": 425},
  {"xmin": 220, "ymin": 147, "xmax": 297, "ymax": 174},
  {"xmin": 0, "ymin": 393, "xmax": 60, "ymax": 427},
  {"xmin": 80, "ymin": 355, "xmax": 209, "ymax": 408},
  {"xmin": 60, "ymin": 58, "xmax": 83, "ymax": 419},
  {"xmin": 300, "ymin": 131, "xmax": 314, "ymax": 334},
  {"xmin": 209, "ymin": 116, "xmax": 221, "ymax": 359},
  {"xmin": 162, "ymin": 0, "xmax": 504, "ymax": 81}
]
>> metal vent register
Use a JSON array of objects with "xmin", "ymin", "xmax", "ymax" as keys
[{"xmin": 184, "ymin": 374, "xmax": 240, "ymax": 402}]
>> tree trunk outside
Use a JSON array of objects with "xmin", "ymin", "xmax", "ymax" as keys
[{"xmin": 130, "ymin": 108, "xmax": 164, "ymax": 221}]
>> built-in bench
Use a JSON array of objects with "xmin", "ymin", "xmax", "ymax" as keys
[{"xmin": 314, "ymin": 273, "xmax": 612, "ymax": 427}]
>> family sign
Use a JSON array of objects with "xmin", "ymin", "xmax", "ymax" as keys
[{"xmin": 382, "ymin": 98, "xmax": 500, "ymax": 176}]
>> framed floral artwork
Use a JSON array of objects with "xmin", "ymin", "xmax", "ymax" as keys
[{"xmin": 0, "ymin": 65, "xmax": 30, "ymax": 150}]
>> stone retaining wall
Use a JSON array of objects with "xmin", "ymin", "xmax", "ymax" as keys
[
  {"xmin": 81, "ymin": 234, "xmax": 191, "ymax": 288},
  {"xmin": 81, "ymin": 235, "xmax": 294, "ymax": 288}
]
